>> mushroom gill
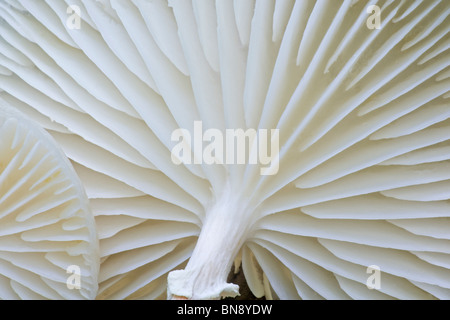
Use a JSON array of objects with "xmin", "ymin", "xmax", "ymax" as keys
[
  {"xmin": 0, "ymin": 0, "xmax": 449, "ymax": 300},
  {"xmin": 0, "ymin": 105, "xmax": 98, "ymax": 299}
]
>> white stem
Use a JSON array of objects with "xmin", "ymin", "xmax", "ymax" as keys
[{"xmin": 167, "ymin": 186, "xmax": 251, "ymax": 300}]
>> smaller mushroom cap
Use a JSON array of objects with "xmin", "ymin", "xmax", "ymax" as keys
[{"xmin": 0, "ymin": 105, "xmax": 99, "ymax": 299}]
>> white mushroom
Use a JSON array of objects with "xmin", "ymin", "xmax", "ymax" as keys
[
  {"xmin": 0, "ymin": 105, "xmax": 98, "ymax": 299},
  {"xmin": 0, "ymin": 0, "xmax": 449, "ymax": 300}
]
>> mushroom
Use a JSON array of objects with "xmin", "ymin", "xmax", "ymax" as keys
[
  {"xmin": 0, "ymin": 105, "xmax": 98, "ymax": 299},
  {"xmin": 0, "ymin": 0, "xmax": 449, "ymax": 300}
]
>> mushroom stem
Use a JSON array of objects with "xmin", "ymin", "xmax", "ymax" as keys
[{"xmin": 167, "ymin": 185, "xmax": 251, "ymax": 300}]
